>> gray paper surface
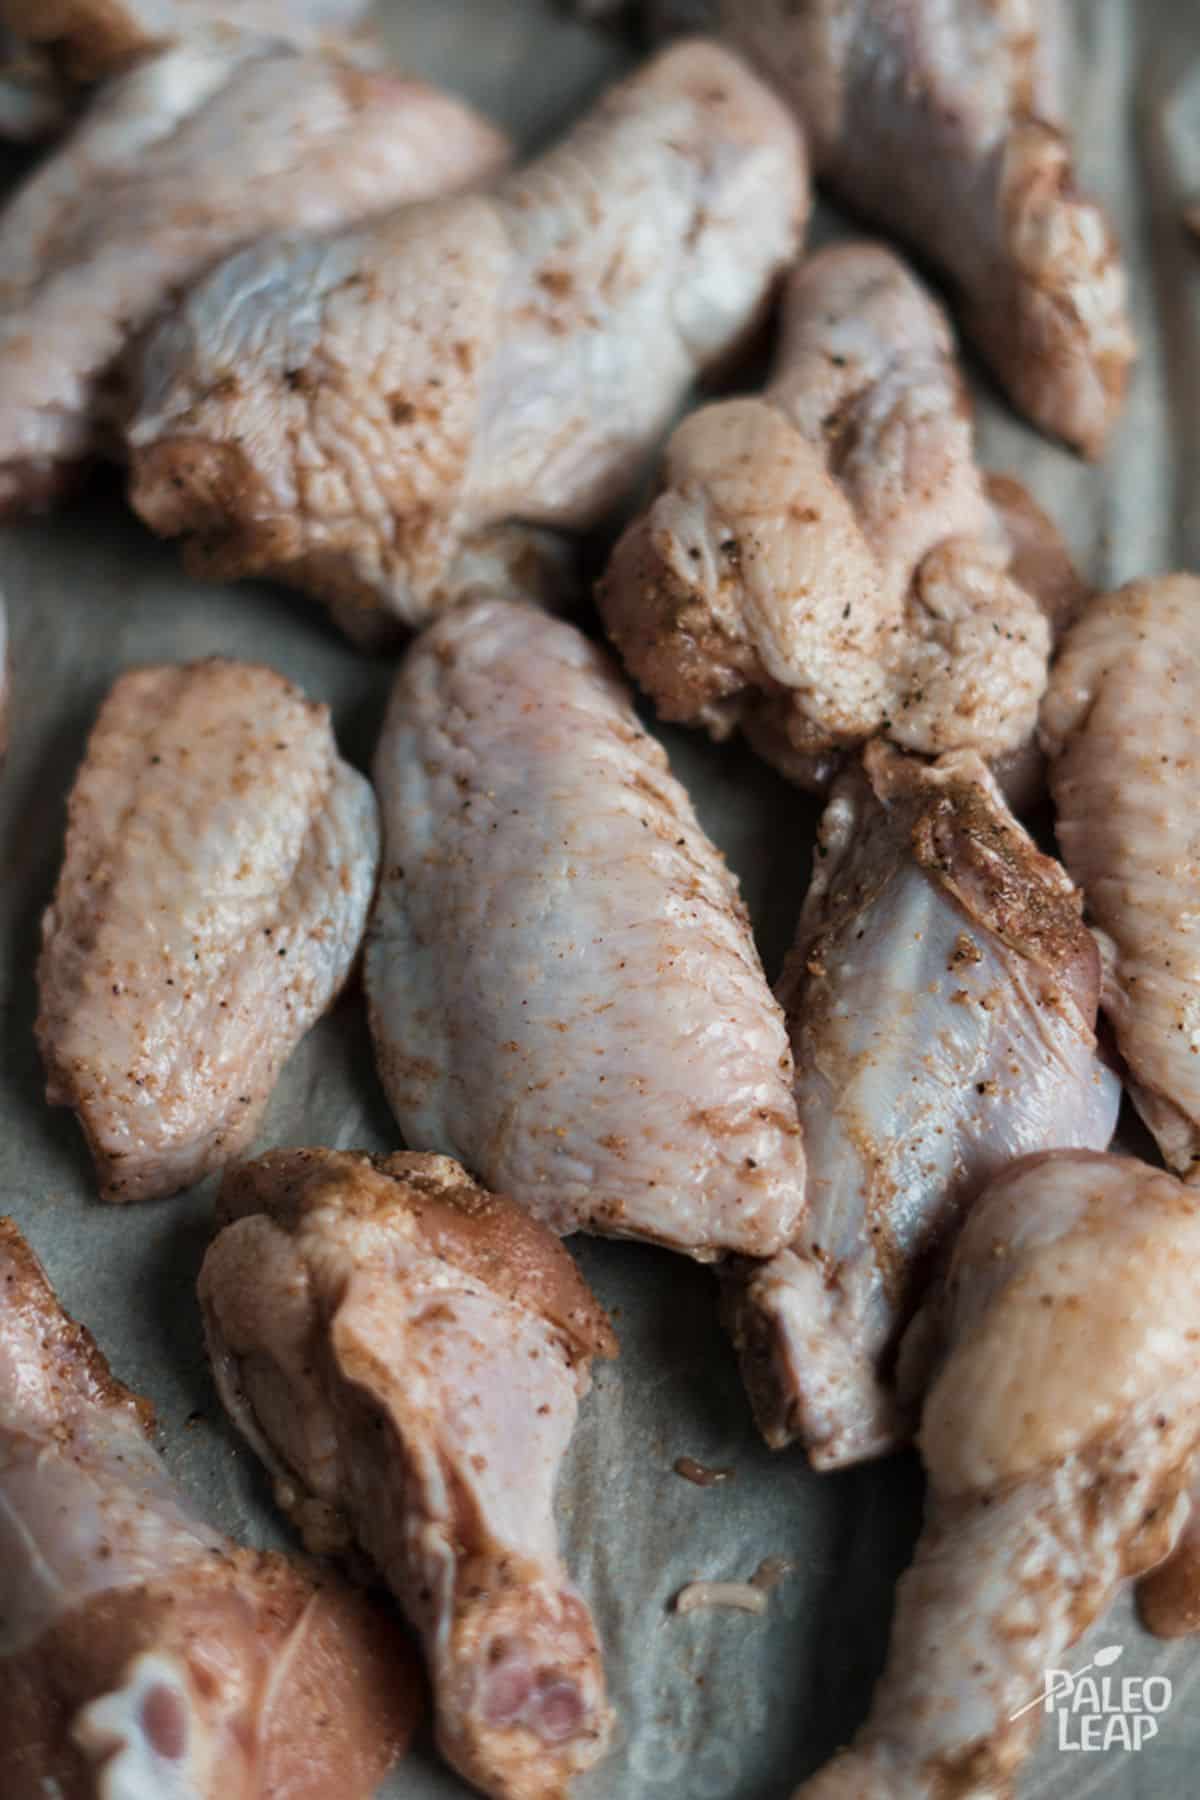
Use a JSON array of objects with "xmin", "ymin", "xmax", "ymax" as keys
[{"xmin": 2, "ymin": 2, "xmax": 1198, "ymax": 1794}]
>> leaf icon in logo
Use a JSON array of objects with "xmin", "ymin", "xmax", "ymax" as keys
[{"xmin": 1093, "ymin": 1645, "xmax": 1124, "ymax": 1667}]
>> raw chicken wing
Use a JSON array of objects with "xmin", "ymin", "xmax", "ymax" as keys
[
  {"xmin": 726, "ymin": 743, "xmax": 1119, "ymax": 1467},
  {"xmin": 795, "ymin": 1150, "xmax": 1200, "ymax": 1798},
  {"xmin": 0, "ymin": 31, "xmax": 508, "ymax": 516},
  {"xmin": 366, "ymin": 599, "xmax": 805, "ymax": 1260},
  {"xmin": 650, "ymin": 0, "xmax": 1133, "ymax": 454},
  {"xmin": 1042, "ymin": 574, "xmax": 1200, "ymax": 1175},
  {"xmin": 126, "ymin": 41, "xmax": 808, "ymax": 640},
  {"xmin": 0, "ymin": 1215, "xmax": 419, "ymax": 1799},
  {"xmin": 600, "ymin": 243, "xmax": 1053, "ymax": 790},
  {"xmin": 37, "ymin": 657, "xmax": 379, "ymax": 1201},
  {"xmin": 201, "ymin": 1147, "xmax": 616, "ymax": 1800}
]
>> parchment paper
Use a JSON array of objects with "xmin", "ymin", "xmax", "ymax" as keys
[{"xmin": 2, "ymin": 3, "xmax": 1198, "ymax": 1795}]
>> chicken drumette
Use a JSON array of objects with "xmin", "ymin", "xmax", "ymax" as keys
[
  {"xmin": 366, "ymin": 598, "xmax": 805, "ymax": 1261},
  {"xmin": 125, "ymin": 40, "xmax": 808, "ymax": 641},
  {"xmin": 600, "ymin": 243, "xmax": 1059, "ymax": 793},
  {"xmin": 200, "ymin": 1147, "xmax": 616, "ymax": 1800},
  {"xmin": 796, "ymin": 1150, "xmax": 1200, "ymax": 1798},
  {"xmin": 37, "ymin": 657, "xmax": 378, "ymax": 1201},
  {"xmin": 1042, "ymin": 574, "xmax": 1200, "ymax": 1176},
  {"xmin": 648, "ymin": 0, "xmax": 1134, "ymax": 454},
  {"xmin": 726, "ymin": 743, "xmax": 1119, "ymax": 1468},
  {"xmin": 0, "ymin": 30, "xmax": 507, "ymax": 516},
  {"xmin": 0, "ymin": 1216, "xmax": 419, "ymax": 1799}
]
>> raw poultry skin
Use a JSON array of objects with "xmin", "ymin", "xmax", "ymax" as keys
[
  {"xmin": 0, "ymin": 0, "xmax": 372, "ymax": 84},
  {"xmin": 200, "ymin": 1147, "xmax": 617, "ymax": 1800},
  {"xmin": 0, "ymin": 1215, "xmax": 419, "ymax": 1800},
  {"xmin": 795, "ymin": 1150, "xmax": 1200, "ymax": 1799},
  {"xmin": 651, "ymin": 0, "xmax": 1134, "ymax": 455},
  {"xmin": 1042, "ymin": 575, "xmax": 1200, "ymax": 1175},
  {"xmin": 600, "ymin": 243, "xmax": 1054, "ymax": 791},
  {"xmin": 125, "ymin": 40, "xmax": 809, "ymax": 640},
  {"xmin": 366, "ymin": 599, "xmax": 805, "ymax": 1261},
  {"xmin": 37, "ymin": 657, "xmax": 379, "ymax": 1202},
  {"xmin": 725, "ymin": 743, "xmax": 1119, "ymax": 1468},
  {"xmin": 0, "ymin": 31, "xmax": 508, "ymax": 517}
]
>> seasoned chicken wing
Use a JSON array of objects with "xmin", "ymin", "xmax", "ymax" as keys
[
  {"xmin": 0, "ymin": 32, "xmax": 508, "ymax": 517},
  {"xmin": 366, "ymin": 599, "xmax": 805, "ymax": 1261},
  {"xmin": 651, "ymin": 0, "xmax": 1133, "ymax": 455},
  {"xmin": 795, "ymin": 1150, "xmax": 1200, "ymax": 1798},
  {"xmin": 37, "ymin": 657, "xmax": 378, "ymax": 1202},
  {"xmin": 1042, "ymin": 575, "xmax": 1200, "ymax": 1175},
  {"xmin": 0, "ymin": 0, "xmax": 371, "ymax": 83},
  {"xmin": 126, "ymin": 40, "xmax": 808, "ymax": 640},
  {"xmin": 726, "ymin": 743, "xmax": 1119, "ymax": 1468},
  {"xmin": 0, "ymin": 1215, "xmax": 419, "ymax": 1800},
  {"xmin": 201, "ymin": 1147, "xmax": 616, "ymax": 1800},
  {"xmin": 600, "ymin": 243, "xmax": 1053, "ymax": 790}
]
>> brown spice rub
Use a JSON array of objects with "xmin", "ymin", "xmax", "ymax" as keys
[{"xmin": 218, "ymin": 1148, "xmax": 618, "ymax": 1363}]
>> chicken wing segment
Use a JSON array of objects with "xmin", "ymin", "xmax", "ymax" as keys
[
  {"xmin": 1042, "ymin": 575, "xmax": 1200, "ymax": 1175},
  {"xmin": 37, "ymin": 657, "xmax": 379, "ymax": 1202},
  {"xmin": 125, "ymin": 40, "xmax": 809, "ymax": 639},
  {"xmin": 0, "ymin": 1215, "xmax": 419, "ymax": 1800},
  {"xmin": 600, "ymin": 243, "xmax": 1053, "ymax": 790},
  {"xmin": 200, "ymin": 1147, "xmax": 617, "ymax": 1800},
  {"xmin": 655, "ymin": 0, "xmax": 1134, "ymax": 455},
  {"xmin": 726, "ymin": 743, "xmax": 1119, "ymax": 1468},
  {"xmin": 795, "ymin": 1150, "xmax": 1200, "ymax": 1799},
  {"xmin": 366, "ymin": 598, "xmax": 805, "ymax": 1261},
  {"xmin": 0, "ymin": 32, "xmax": 508, "ymax": 518}
]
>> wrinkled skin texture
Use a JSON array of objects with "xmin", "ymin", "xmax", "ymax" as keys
[
  {"xmin": 600, "ymin": 243, "xmax": 1053, "ymax": 790},
  {"xmin": 794, "ymin": 1151, "xmax": 1200, "ymax": 1799},
  {"xmin": 0, "ymin": 32, "xmax": 508, "ymax": 517},
  {"xmin": 125, "ymin": 40, "xmax": 809, "ymax": 639},
  {"xmin": 366, "ymin": 599, "xmax": 805, "ymax": 1261},
  {"xmin": 201, "ymin": 1148, "xmax": 617, "ymax": 1800},
  {"xmin": 0, "ymin": 1216, "xmax": 420, "ymax": 1800},
  {"xmin": 651, "ymin": 0, "xmax": 1134, "ymax": 455},
  {"xmin": 1042, "ymin": 575, "xmax": 1200, "ymax": 1175},
  {"xmin": 725, "ymin": 744, "xmax": 1119, "ymax": 1468},
  {"xmin": 37, "ymin": 657, "xmax": 379, "ymax": 1202}
]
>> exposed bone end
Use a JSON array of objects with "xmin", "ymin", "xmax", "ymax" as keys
[
  {"xmin": 722, "ymin": 1249, "xmax": 907, "ymax": 1467},
  {"xmin": 437, "ymin": 1568, "xmax": 613, "ymax": 1800},
  {"xmin": 7, "ymin": 1551, "xmax": 421, "ymax": 1799},
  {"xmin": 598, "ymin": 501, "xmax": 761, "ymax": 740},
  {"xmin": 129, "ymin": 435, "xmax": 268, "ymax": 548}
]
